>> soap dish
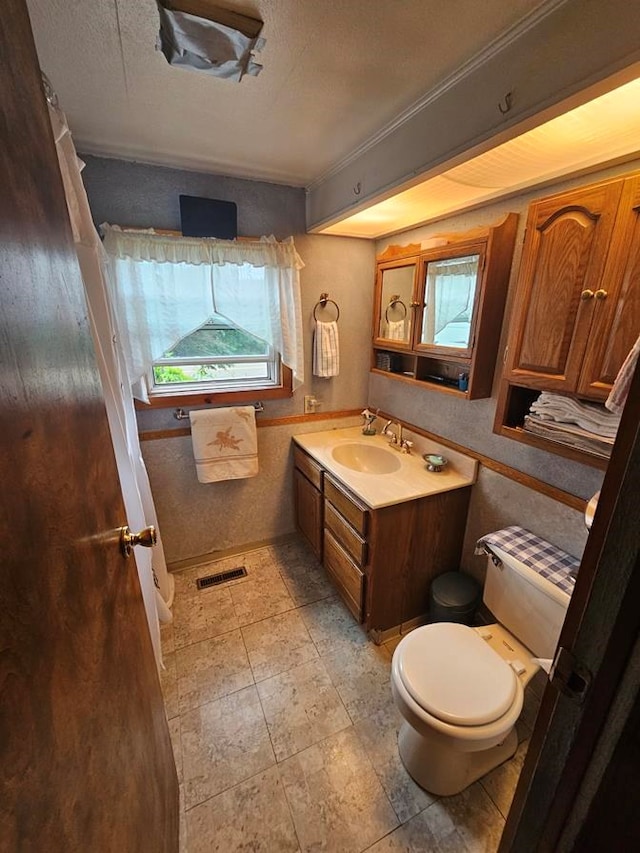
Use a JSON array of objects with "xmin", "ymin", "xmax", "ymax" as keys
[{"xmin": 424, "ymin": 454, "xmax": 447, "ymax": 473}]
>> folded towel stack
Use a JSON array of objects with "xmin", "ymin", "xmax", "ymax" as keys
[
  {"xmin": 523, "ymin": 391, "xmax": 620, "ymax": 458},
  {"xmin": 189, "ymin": 406, "xmax": 258, "ymax": 483},
  {"xmin": 313, "ymin": 320, "xmax": 340, "ymax": 378}
]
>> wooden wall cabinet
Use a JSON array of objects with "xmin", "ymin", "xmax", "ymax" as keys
[
  {"xmin": 372, "ymin": 213, "xmax": 518, "ymax": 400},
  {"xmin": 293, "ymin": 446, "xmax": 471, "ymax": 638},
  {"xmin": 495, "ymin": 172, "xmax": 640, "ymax": 467}
]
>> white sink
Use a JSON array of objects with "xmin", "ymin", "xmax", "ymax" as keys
[
  {"xmin": 294, "ymin": 427, "xmax": 478, "ymax": 509},
  {"xmin": 331, "ymin": 442, "xmax": 402, "ymax": 474}
]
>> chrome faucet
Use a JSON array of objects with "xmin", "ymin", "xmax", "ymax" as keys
[{"xmin": 383, "ymin": 421, "xmax": 413, "ymax": 453}]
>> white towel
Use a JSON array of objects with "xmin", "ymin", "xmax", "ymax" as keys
[
  {"xmin": 386, "ymin": 319, "xmax": 405, "ymax": 341},
  {"xmin": 530, "ymin": 391, "xmax": 620, "ymax": 438},
  {"xmin": 313, "ymin": 320, "xmax": 340, "ymax": 377},
  {"xmin": 606, "ymin": 333, "xmax": 640, "ymax": 414},
  {"xmin": 189, "ymin": 407, "xmax": 258, "ymax": 483}
]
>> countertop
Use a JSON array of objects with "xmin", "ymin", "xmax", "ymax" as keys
[{"xmin": 293, "ymin": 426, "xmax": 477, "ymax": 509}]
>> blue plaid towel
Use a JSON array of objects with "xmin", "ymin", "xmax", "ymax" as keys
[{"xmin": 475, "ymin": 526, "xmax": 579, "ymax": 595}]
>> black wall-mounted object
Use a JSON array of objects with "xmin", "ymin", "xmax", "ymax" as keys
[{"xmin": 179, "ymin": 194, "xmax": 238, "ymax": 239}]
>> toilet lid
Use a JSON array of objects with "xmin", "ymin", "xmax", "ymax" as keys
[{"xmin": 397, "ymin": 623, "xmax": 518, "ymax": 726}]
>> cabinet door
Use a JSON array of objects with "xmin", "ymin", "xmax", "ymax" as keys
[
  {"xmin": 507, "ymin": 181, "xmax": 624, "ymax": 392},
  {"xmin": 577, "ymin": 176, "xmax": 640, "ymax": 399},
  {"xmin": 294, "ymin": 469, "xmax": 323, "ymax": 559},
  {"xmin": 414, "ymin": 243, "xmax": 484, "ymax": 358},
  {"xmin": 373, "ymin": 257, "xmax": 419, "ymax": 349}
]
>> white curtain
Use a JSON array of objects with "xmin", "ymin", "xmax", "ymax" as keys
[
  {"xmin": 426, "ymin": 257, "xmax": 477, "ymax": 335},
  {"xmin": 102, "ymin": 226, "xmax": 305, "ymax": 402},
  {"xmin": 49, "ymin": 105, "xmax": 172, "ymax": 669}
]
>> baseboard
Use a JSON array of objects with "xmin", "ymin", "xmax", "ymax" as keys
[{"xmin": 167, "ymin": 532, "xmax": 298, "ymax": 573}]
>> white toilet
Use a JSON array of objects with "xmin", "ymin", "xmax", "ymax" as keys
[{"xmin": 390, "ymin": 541, "xmax": 572, "ymax": 796}]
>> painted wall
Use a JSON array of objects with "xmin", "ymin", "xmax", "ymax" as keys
[
  {"xmin": 461, "ymin": 468, "xmax": 589, "ymax": 583},
  {"xmin": 81, "ymin": 155, "xmax": 375, "ymax": 563},
  {"xmin": 81, "ymin": 154, "xmax": 306, "ymax": 238}
]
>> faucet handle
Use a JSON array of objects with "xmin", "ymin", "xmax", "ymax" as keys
[{"xmin": 401, "ymin": 440, "xmax": 413, "ymax": 454}]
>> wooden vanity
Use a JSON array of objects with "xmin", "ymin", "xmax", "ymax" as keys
[{"xmin": 292, "ymin": 431, "xmax": 474, "ymax": 642}]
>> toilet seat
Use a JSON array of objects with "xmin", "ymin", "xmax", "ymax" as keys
[{"xmin": 395, "ymin": 623, "xmax": 518, "ymax": 726}]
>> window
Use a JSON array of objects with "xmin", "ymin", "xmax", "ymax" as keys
[
  {"xmin": 103, "ymin": 227, "xmax": 303, "ymax": 406},
  {"xmin": 151, "ymin": 313, "xmax": 281, "ymax": 395}
]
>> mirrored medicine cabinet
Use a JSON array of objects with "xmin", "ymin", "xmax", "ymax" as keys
[{"xmin": 372, "ymin": 213, "xmax": 518, "ymax": 399}]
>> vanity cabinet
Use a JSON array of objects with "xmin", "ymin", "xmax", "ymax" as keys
[
  {"xmin": 372, "ymin": 213, "xmax": 518, "ymax": 399},
  {"xmin": 293, "ymin": 446, "xmax": 471, "ymax": 638},
  {"xmin": 495, "ymin": 171, "xmax": 640, "ymax": 466},
  {"xmin": 293, "ymin": 447, "xmax": 323, "ymax": 559}
]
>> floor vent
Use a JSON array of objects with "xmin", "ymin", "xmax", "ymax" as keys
[{"xmin": 196, "ymin": 567, "xmax": 247, "ymax": 589}]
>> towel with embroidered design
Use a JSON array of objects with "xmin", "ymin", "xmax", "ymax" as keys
[{"xmin": 189, "ymin": 406, "xmax": 258, "ymax": 483}]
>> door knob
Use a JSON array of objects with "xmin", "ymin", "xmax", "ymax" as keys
[
  {"xmin": 119, "ymin": 525, "xmax": 157, "ymax": 558},
  {"xmin": 580, "ymin": 289, "xmax": 594, "ymax": 300}
]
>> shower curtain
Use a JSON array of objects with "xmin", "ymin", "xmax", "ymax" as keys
[{"xmin": 48, "ymin": 100, "xmax": 172, "ymax": 668}]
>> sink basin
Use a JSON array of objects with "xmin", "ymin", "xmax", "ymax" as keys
[{"xmin": 331, "ymin": 443, "xmax": 402, "ymax": 474}]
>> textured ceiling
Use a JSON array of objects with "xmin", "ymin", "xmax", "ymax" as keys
[{"xmin": 27, "ymin": 0, "xmax": 547, "ymax": 186}]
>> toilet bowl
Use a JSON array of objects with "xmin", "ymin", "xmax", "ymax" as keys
[
  {"xmin": 391, "ymin": 621, "xmax": 533, "ymax": 795},
  {"xmin": 390, "ymin": 535, "xmax": 574, "ymax": 796}
]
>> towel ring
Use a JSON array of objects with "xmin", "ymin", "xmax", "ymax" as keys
[
  {"xmin": 313, "ymin": 293, "xmax": 340, "ymax": 322},
  {"xmin": 385, "ymin": 297, "xmax": 407, "ymax": 322}
]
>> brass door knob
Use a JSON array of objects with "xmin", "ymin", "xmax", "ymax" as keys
[
  {"xmin": 595, "ymin": 289, "xmax": 608, "ymax": 300},
  {"xmin": 120, "ymin": 525, "xmax": 157, "ymax": 558},
  {"xmin": 581, "ymin": 289, "xmax": 595, "ymax": 300}
]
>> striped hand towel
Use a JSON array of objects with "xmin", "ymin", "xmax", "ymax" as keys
[
  {"xmin": 189, "ymin": 406, "xmax": 258, "ymax": 483},
  {"xmin": 313, "ymin": 320, "xmax": 340, "ymax": 377},
  {"xmin": 386, "ymin": 319, "xmax": 405, "ymax": 341}
]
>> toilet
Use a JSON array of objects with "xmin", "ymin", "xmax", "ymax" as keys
[{"xmin": 390, "ymin": 540, "xmax": 573, "ymax": 796}]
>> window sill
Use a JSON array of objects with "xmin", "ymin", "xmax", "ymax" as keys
[{"xmin": 134, "ymin": 366, "xmax": 293, "ymax": 410}]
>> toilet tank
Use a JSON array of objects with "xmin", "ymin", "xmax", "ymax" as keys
[{"xmin": 483, "ymin": 544, "xmax": 573, "ymax": 659}]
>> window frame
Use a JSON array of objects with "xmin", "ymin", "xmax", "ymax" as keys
[
  {"xmin": 111, "ymin": 227, "xmax": 295, "ymax": 409},
  {"xmin": 135, "ymin": 363, "xmax": 293, "ymax": 410},
  {"xmin": 149, "ymin": 315, "xmax": 281, "ymax": 397}
]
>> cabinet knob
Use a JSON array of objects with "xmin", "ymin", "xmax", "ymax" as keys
[
  {"xmin": 594, "ymin": 289, "xmax": 608, "ymax": 300},
  {"xmin": 581, "ymin": 289, "xmax": 595, "ymax": 300}
]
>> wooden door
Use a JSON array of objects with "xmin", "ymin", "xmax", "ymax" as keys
[
  {"xmin": 577, "ymin": 174, "xmax": 640, "ymax": 399},
  {"xmin": 0, "ymin": 4, "xmax": 178, "ymax": 851},
  {"xmin": 507, "ymin": 180, "xmax": 624, "ymax": 392}
]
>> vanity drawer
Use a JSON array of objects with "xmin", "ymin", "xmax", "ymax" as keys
[
  {"xmin": 323, "ymin": 529, "xmax": 365, "ymax": 622},
  {"xmin": 324, "ymin": 500, "xmax": 367, "ymax": 566},
  {"xmin": 324, "ymin": 475, "xmax": 368, "ymax": 537},
  {"xmin": 293, "ymin": 446, "xmax": 323, "ymax": 490}
]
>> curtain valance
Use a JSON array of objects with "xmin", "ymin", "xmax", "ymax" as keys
[{"xmin": 102, "ymin": 225, "xmax": 305, "ymax": 270}]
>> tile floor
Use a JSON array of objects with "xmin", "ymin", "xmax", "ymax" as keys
[{"xmin": 161, "ymin": 537, "xmax": 542, "ymax": 853}]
